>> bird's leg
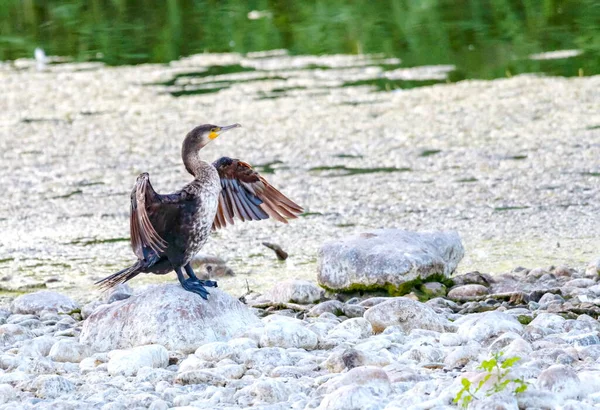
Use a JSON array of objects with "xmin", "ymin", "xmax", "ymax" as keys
[
  {"xmin": 184, "ymin": 263, "xmax": 218, "ymax": 288},
  {"xmin": 175, "ymin": 266, "xmax": 209, "ymax": 300}
]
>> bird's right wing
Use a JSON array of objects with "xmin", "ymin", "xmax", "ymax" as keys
[
  {"xmin": 130, "ymin": 173, "xmax": 168, "ymax": 260},
  {"xmin": 212, "ymin": 157, "xmax": 303, "ymax": 230}
]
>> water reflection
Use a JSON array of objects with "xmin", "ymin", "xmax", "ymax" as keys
[{"xmin": 1, "ymin": 0, "xmax": 599, "ymax": 80}]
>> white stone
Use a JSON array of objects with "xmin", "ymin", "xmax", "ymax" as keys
[
  {"xmin": 30, "ymin": 375, "xmax": 75, "ymax": 398},
  {"xmin": 80, "ymin": 285, "xmax": 262, "ymax": 353},
  {"xmin": 0, "ymin": 324, "xmax": 34, "ymax": 347},
  {"xmin": 528, "ymin": 313, "xmax": 566, "ymax": 333},
  {"xmin": 107, "ymin": 344, "xmax": 169, "ymax": 376},
  {"xmin": 195, "ymin": 342, "xmax": 234, "ymax": 362},
  {"xmin": 364, "ymin": 297, "xmax": 449, "ymax": 333},
  {"xmin": 11, "ymin": 291, "xmax": 78, "ymax": 315},
  {"xmin": 0, "ymin": 384, "xmax": 16, "ymax": 404},
  {"xmin": 264, "ymin": 280, "xmax": 323, "ymax": 304},
  {"xmin": 211, "ymin": 364, "xmax": 245, "ymax": 379},
  {"xmin": 319, "ymin": 366, "xmax": 391, "ymax": 396},
  {"xmin": 317, "ymin": 229, "xmax": 464, "ymax": 292},
  {"xmin": 455, "ymin": 311, "xmax": 523, "ymax": 342},
  {"xmin": 234, "ymin": 379, "xmax": 290, "ymax": 406},
  {"xmin": 328, "ymin": 318, "xmax": 373, "ymax": 341},
  {"xmin": 242, "ymin": 347, "xmax": 291, "ymax": 373},
  {"xmin": 536, "ymin": 364, "xmax": 581, "ymax": 398},
  {"xmin": 49, "ymin": 339, "xmax": 91, "ymax": 363},
  {"xmin": 259, "ymin": 320, "xmax": 318, "ymax": 349},
  {"xmin": 318, "ymin": 385, "xmax": 387, "ymax": 410},
  {"xmin": 18, "ymin": 336, "xmax": 56, "ymax": 357}
]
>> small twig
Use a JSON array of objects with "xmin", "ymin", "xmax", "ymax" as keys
[{"xmin": 262, "ymin": 242, "xmax": 288, "ymax": 260}]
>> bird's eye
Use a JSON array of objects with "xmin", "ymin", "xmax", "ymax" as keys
[{"xmin": 210, "ymin": 127, "xmax": 217, "ymax": 132}]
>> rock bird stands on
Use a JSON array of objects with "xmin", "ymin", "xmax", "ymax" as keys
[{"xmin": 96, "ymin": 124, "xmax": 303, "ymax": 299}]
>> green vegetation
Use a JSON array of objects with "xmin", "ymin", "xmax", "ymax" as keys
[
  {"xmin": 1, "ymin": 0, "xmax": 599, "ymax": 80},
  {"xmin": 319, "ymin": 273, "xmax": 454, "ymax": 297},
  {"xmin": 454, "ymin": 352, "xmax": 528, "ymax": 408}
]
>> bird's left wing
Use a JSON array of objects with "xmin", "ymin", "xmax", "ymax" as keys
[
  {"xmin": 212, "ymin": 157, "xmax": 303, "ymax": 230},
  {"xmin": 130, "ymin": 173, "xmax": 168, "ymax": 260}
]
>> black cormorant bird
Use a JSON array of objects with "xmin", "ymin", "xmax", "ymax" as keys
[{"xmin": 96, "ymin": 124, "xmax": 303, "ymax": 299}]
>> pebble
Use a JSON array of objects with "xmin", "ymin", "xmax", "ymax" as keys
[
  {"xmin": 107, "ymin": 345, "xmax": 169, "ymax": 377},
  {"xmin": 259, "ymin": 320, "xmax": 319, "ymax": 349},
  {"xmin": 48, "ymin": 339, "xmax": 91, "ymax": 363},
  {"xmin": 447, "ymin": 284, "xmax": 489, "ymax": 301},
  {"xmin": 0, "ymin": 268, "xmax": 597, "ymax": 408},
  {"xmin": 29, "ymin": 375, "xmax": 75, "ymax": 399},
  {"xmin": 364, "ymin": 298, "xmax": 449, "ymax": 333},
  {"xmin": 11, "ymin": 292, "xmax": 79, "ymax": 315},
  {"xmin": 327, "ymin": 317, "xmax": 373, "ymax": 341},
  {"xmin": 264, "ymin": 279, "xmax": 323, "ymax": 304}
]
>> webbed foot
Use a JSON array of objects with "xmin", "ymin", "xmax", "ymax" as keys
[
  {"xmin": 199, "ymin": 279, "xmax": 218, "ymax": 288},
  {"xmin": 176, "ymin": 266, "xmax": 212, "ymax": 300},
  {"xmin": 181, "ymin": 278, "xmax": 210, "ymax": 300}
]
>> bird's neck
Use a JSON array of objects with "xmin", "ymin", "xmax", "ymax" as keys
[
  {"xmin": 181, "ymin": 136, "xmax": 211, "ymax": 178},
  {"xmin": 183, "ymin": 151, "xmax": 212, "ymax": 179}
]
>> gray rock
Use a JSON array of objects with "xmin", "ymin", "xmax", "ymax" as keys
[
  {"xmin": 80, "ymin": 284, "xmax": 262, "ymax": 353},
  {"xmin": 259, "ymin": 320, "xmax": 318, "ymax": 349},
  {"xmin": 107, "ymin": 345, "xmax": 169, "ymax": 376},
  {"xmin": 18, "ymin": 336, "xmax": 56, "ymax": 357},
  {"xmin": 0, "ymin": 384, "xmax": 16, "ymax": 404},
  {"xmin": 29, "ymin": 375, "xmax": 75, "ymax": 398},
  {"xmin": 455, "ymin": 311, "xmax": 523, "ymax": 343},
  {"xmin": 149, "ymin": 399, "xmax": 169, "ymax": 410},
  {"xmin": 175, "ymin": 370, "xmax": 227, "ymax": 386},
  {"xmin": 81, "ymin": 301, "xmax": 104, "ymax": 320},
  {"xmin": 195, "ymin": 342, "xmax": 234, "ymax": 362},
  {"xmin": 308, "ymin": 301, "xmax": 345, "ymax": 317},
  {"xmin": 342, "ymin": 304, "xmax": 366, "ymax": 318},
  {"xmin": 242, "ymin": 347, "xmax": 291, "ymax": 373},
  {"xmin": 11, "ymin": 291, "xmax": 78, "ymax": 315},
  {"xmin": 528, "ymin": 313, "xmax": 566, "ymax": 334},
  {"xmin": 319, "ymin": 366, "xmax": 391, "ymax": 395},
  {"xmin": 318, "ymin": 385, "xmax": 386, "ymax": 410},
  {"xmin": 447, "ymin": 284, "xmax": 489, "ymax": 300},
  {"xmin": 536, "ymin": 364, "xmax": 580, "ymax": 398},
  {"xmin": 585, "ymin": 258, "xmax": 600, "ymax": 276},
  {"xmin": 562, "ymin": 331, "xmax": 600, "ymax": 347},
  {"xmin": 48, "ymin": 339, "xmax": 91, "ymax": 363},
  {"xmin": 317, "ymin": 229, "xmax": 464, "ymax": 293},
  {"xmin": 264, "ymin": 280, "xmax": 323, "ymax": 304},
  {"xmin": 328, "ymin": 318, "xmax": 373, "ymax": 341},
  {"xmin": 467, "ymin": 392, "xmax": 518, "ymax": 410},
  {"xmin": 364, "ymin": 297, "xmax": 450, "ymax": 333},
  {"xmin": 444, "ymin": 345, "xmax": 480, "ymax": 368},
  {"xmin": 105, "ymin": 283, "xmax": 133, "ymax": 304},
  {"xmin": 135, "ymin": 367, "xmax": 175, "ymax": 384},
  {"xmin": 0, "ymin": 324, "xmax": 33, "ymax": 347},
  {"xmin": 234, "ymin": 379, "xmax": 290, "ymax": 406},
  {"xmin": 419, "ymin": 282, "xmax": 447, "ymax": 298},
  {"xmin": 211, "ymin": 364, "xmax": 245, "ymax": 380}
]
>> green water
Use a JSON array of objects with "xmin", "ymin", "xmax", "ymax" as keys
[{"xmin": 1, "ymin": 0, "xmax": 599, "ymax": 80}]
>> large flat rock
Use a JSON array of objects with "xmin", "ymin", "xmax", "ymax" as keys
[
  {"xmin": 80, "ymin": 285, "xmax": 262, "ymax": 353},
  {"xmin": 317, "ymin": 229, "xmax": 464, "ymax": 294}
]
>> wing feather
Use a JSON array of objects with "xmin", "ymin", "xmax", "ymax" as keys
[
  {"xmin": 212, "ymin": 157, "xmax": 303, "ymax": 230},
  {"xmin": 130, "ymin": 173, "xmax": 168, "ymax": 258}
]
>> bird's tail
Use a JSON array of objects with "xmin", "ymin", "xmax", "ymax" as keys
[{"xmin": 95, "ymin": 260, "xmax": 146, "ymax": 291}]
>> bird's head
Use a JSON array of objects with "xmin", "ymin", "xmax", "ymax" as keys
[
  {"xmin": 182, "ymin": 123, "xmax": 241, "ymax": 176},
  {"xmin": 186, "ymin": 123, "xmax": 241, "ymax": 148}
]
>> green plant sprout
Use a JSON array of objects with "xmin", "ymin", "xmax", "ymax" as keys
[{"xmin": 454, "ymin": 352, "xmax": 528, "ymax": 408}]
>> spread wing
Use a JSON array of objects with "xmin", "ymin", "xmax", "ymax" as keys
[
  {"xmin": 130, "ymin": 173, "xmax": 168, "ymax": 259},
  {"xmin": 212, "ymin": 157, "xmax": 303, "ymax": 230}
]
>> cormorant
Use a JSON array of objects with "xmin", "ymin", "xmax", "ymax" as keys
[{"xmin": 96, "ymin": 124, "xmax": 303, "ymax": 299}]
